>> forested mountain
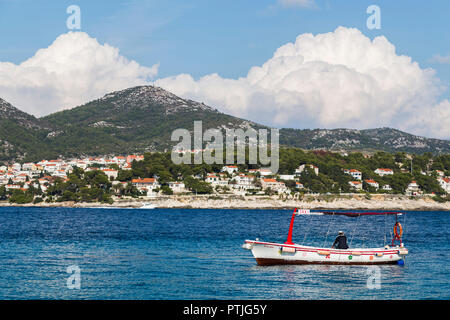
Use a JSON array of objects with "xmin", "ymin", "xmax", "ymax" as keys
[
  {"xmin": 0, "ymin": 98, "xmax": 57, "ymax": 161},
  {"xmin": 280, "ymin": 128, "xmax": 450, "ymax": 154},
  {"xmin": 0, "ymin": 85, "xmax": 449, "ymax": 163},
  {"xmin": 41, "ymin": 86, "xmax": 263, "ymax": 159}
]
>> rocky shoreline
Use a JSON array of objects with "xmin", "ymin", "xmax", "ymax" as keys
[{"xmin": 1, "ymin": 194, "xmax": 449, "ymax": 211}]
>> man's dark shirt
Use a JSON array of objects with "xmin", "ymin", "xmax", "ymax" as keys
[{"xmin": 332, "ymin": 235, "xmax": 349, "ymax": 249}]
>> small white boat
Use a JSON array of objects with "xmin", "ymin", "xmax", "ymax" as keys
[
  {"xmin": 139, "ymin": 203, "xmax": 157, "ymax": 209},
  {"xmin": 243, "ymin": 208, "xmax": 408, "ymax": 266},
  {"xmin": 242, "ymin": 240, "xmax": 408, "ymax": 266}
]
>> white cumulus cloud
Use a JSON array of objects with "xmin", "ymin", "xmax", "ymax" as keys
[
  {"xmin": 155, "ymin": 27, "xmax": 449, "ymax": 139},
  {"xmin": 0, "ymin": 32, "xmax": 159, "ymax": 116},
  {"xmin": 0, "ymin": 27, "xmax": 448, "ymax": 139},
  {"xmin": 402, "ymin": 99, "xmax": 450, "ymax": 139}
]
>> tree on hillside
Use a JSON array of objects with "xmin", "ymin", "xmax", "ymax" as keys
[
  {"xmin": 0, "ymin": 185, "xmax": 7, "ymax": 200},
  {"xmin": 184, "ymin": 176, "xmax": 213, "ymax": 194}
]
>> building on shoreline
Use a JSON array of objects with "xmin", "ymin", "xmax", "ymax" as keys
[
  {"xmin": 343, "ymin": 169, "xmax": 362, "ymax": 180},
  {"xmin": 221, "ymin": 165, "xmax": 238, "ymax": 175},
  {"xmin": 261, "ymin": 178, "xmax": 288, "ymax": 194},
  {"xmin": 438, "ymin": 177, "xmax": 450, "ymax": 193},
  {"xmin": 0, "ymin": 153, "xmax": 449, "ymax": 204},
  {"xmin": 406, "ymin": 181, "xmax": 422, "ymax": 196},
  {"xmin": 364, "ymin": 179, "xmax": 380, "ymax": 190},
  {"xmin": 295, "ymin": 164, "xmax": 319, "ymax": 176},
  {"xmin": 131, "ymin": 178, "xmax": 160, "ymax": 196},
  {"xmin": 348, "ymin": 181, "xmax": 363, "ymax": 191}
]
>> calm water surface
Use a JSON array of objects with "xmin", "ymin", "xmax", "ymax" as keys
[{"xmin": 0, "ymin": 207, "xmax": 448, "ymax": 299}]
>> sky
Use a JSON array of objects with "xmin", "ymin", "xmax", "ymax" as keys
[{"xmin": 0, "ymin": 0, "xmax": 449, "ymax": 139}]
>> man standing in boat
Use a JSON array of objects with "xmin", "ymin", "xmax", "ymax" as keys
[{"xmin": 332, "ymin": 231, "xmax": 349, "ymax": 249}]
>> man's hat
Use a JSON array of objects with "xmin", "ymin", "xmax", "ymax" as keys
[{"xmin": 338, "ymin": 231, "xmax": 344, "ymax": 235}]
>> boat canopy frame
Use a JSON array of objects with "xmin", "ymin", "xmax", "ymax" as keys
[{"xmin": 284, "ymin": 208, "xmax": 406, "ymax": 247}]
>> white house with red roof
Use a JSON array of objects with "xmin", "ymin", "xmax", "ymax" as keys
[
  {"xmin": 348, "ymin": 181, "xmax": 363, "ymax": 191},
  {"xmin": 131, "ymin": 178, "xmax": 160, "ymax": 196},
  {"xmin": 74, "ymin": 161, "xmax": 88, "ymax": 169},
  {"xmin": 205, "ymin": 174, "xmax": 220, "ymax": 185},
  {"xmin": 22, "ymin": 163, "xmax": 36, "ymax": 171},
  {"xmin": 295, "ymin": 182, "xmax": 304, "ymax": 189},
  {"xmin": 11, "ymin": 163, "xmax": 21, "ymax": 172},
  {"xmin": 131, "ymin": 178, "xmax": 159, "ymax": 188},
  {"xmin": 114, "ymin": 156, "xmax": 126, "ymax": 164},
  {"xmin": 259, "ymin": 168, "xmax": 273, "ymax": 176},
  {"xmin": 38, "ymin": 178, "xmax": 50, "ymax": 186},
  {"xmin": 406, "ymin": 181, "xmax": 421, "ymax": 195},
  {"xmin": 261, "ymin": 178, "xmax": 288, "ymax": 193},
  {"xmin": 438, "ymin": 177, "xmax": 450, "ymax": 193},
  {"xmin": 52, "ymin": 170, "xmax": 67, "ymax": 179},
  {"xmin": 221, "ymin": 165, "xmax": 239, "ymax": 175},
  {"xmin": 364, "ymin": 179, "xmax": 379, "ymax": 189},
  {"xmin": 127, "ymin": 155, "xmax": 144, "ymax": 163},
  {"xmin": 232, "ymin": 174, "xmax": 254, "ymax": 189},
  {"xmin": 168, "ymin": 181, "xmax": 186, "ymax": 193},
  {"xmin": 121, "ymin": 163, "xmax": 132, "ymax": 170},
  {"xmin": 343, "ymin": 169, "xmax": 362, "ymax": 180},
  {"xmin": 102, "ymin": 169, "xmax": 118, "ymax": 180},
  {"xmin": 13, "ymin": 173, "xmax": 29, "ymax": 183}
]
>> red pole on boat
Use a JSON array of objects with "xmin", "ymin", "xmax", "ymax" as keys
[{"xmin": 285, "ymin": 208, "xmax": 297, "ymax": 245}]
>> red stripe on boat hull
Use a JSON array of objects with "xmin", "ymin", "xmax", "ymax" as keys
[
  {"xmin": 255, "ymin": 258, "xmax": 400, "ymax": 266},
  {"xmin": 246, "ymin": 240, "xmax": 401, "ymax": 255}
]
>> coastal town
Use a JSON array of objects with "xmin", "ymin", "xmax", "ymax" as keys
[{"xmin": 1, "ymin": 151, "xmax": 449, "ymax": 206}]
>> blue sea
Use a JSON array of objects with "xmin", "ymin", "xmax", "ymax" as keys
[{"xmin": 0, "ymin": 207, "xmax": 448, "ymax": 300}]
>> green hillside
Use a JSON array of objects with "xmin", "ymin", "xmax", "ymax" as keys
[{"xmin": 0, "ymin": 86, "xmax": 449, "ymax": 163}]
